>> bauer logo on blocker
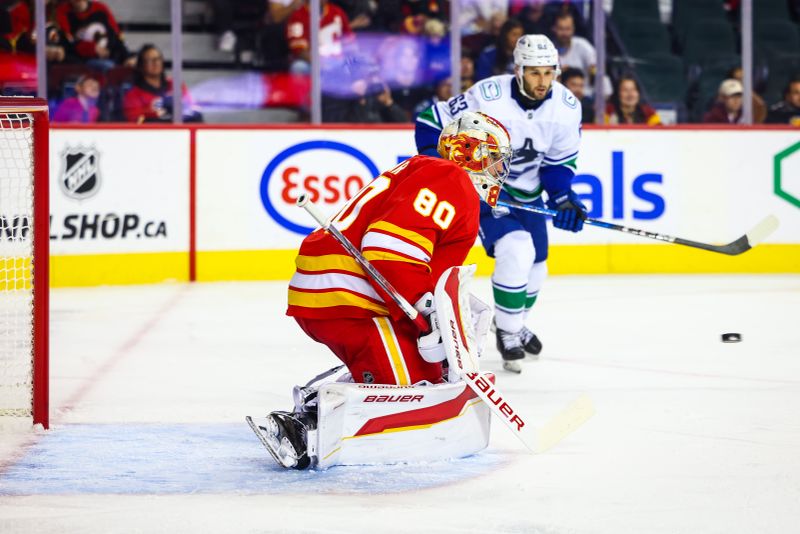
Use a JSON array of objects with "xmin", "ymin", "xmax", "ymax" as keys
[
  {"xmin": 60, "ymin": 146, "xmax": 101, "ymax": 200},
  {"xmin": 260, "ymin": 140, "xmax": 380, "ymax": 234}
]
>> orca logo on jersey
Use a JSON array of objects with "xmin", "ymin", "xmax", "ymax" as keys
[{"xmin": 260, "ymin": 140, "xmax": 380, "ymax": 234}]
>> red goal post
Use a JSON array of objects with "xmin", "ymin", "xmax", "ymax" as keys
[{"xmin": 0, "ymin": 97, "xmax": 49, "ymax": 429}]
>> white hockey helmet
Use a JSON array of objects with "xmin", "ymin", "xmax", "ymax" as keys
[
  {"xmin": 437, "ymin": 111, "xmax": 512, "ymax": 207},
  {"xmin": 513, "ymin": 34, "xmax": 561, "ymax": 98}
]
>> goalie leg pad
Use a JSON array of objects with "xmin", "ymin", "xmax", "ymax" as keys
[{"xmin": 315, "ymin": 380, "xmax": 492, "ymax": 469}]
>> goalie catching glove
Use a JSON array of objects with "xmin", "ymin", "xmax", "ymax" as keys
[{"xmin": 415, "ymin": 292, "xmax": 447, "ymax": 364}]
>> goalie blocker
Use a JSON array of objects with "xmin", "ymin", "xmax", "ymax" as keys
[{"xmin": 249, "ymin": 266, "xmax": 494, "ymax": 469}]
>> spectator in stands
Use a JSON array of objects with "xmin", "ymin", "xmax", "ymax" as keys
[
  {"xmin": 727, "ymin": 66, "xmax": 766, "ymax": 123},
  {"xmin": 516, "ymin": 0, "xmax": 548, "ymax": 36},
  {"xmin": 703, "ymin": 79, "xmax": 743, "ymax": 124},
  {"xmin": 16, "ymin": 20, "xmax": 71, "ymax": 63},
  {"xmin": 422, "ymin": 17, "xmax": 449, "ymax": 84},
  {"xmin": 475, "ymin": 18, "xmax": 523, "ymax": 81},
  {"xmin": 286, "ymin": 0, "xmax": 353, "ymax": 75},
  {"xmin": 322, "ymin": 58, "xmax": 407, "ymax": 123},
  {"xmin": 0, "ymin": 0, "xmax": 30, "ymax": 52},
  {"xmin": 379, "ymin": 36, "xmax": 431, "ymax": 119},
  {"xmin": 208, "ymin": 0, "xmax": 237, "ymax": 52},
  {"xmin": 459, "ymin": 0, "xmax": 509, "ymax": 36},
  {"xmin": 515, "ymin": 1, "xmax": 587, "ymax": 38},
  {"xmin": 605, "ymin": 75, "xmax": 661, "ymax": 125},
  {"xmin": 460, "ymin": 51, "xmax": 475, "ymax": 91},
  {"xmin": 561, "ymin": 67, "xmax": 594, "ymax": 124},
  {"xmin": 122, "ymin": 44, "xmax": 202, "ymax": 123},
  {"xmin": 270, "ymin": 0, "xmax": 304, "ymax": 24},
  {"xmin": 333, "ymin": 0, "xmax": 376, "ymax": 31},
  {"xmin": 413, "ymin": 74, "xmax": 451, "ymax": 118},
  {"xmin": 52, "ymin": 74, "xmax": 100, "ymax": 123},
  {"xmin": 552, "ymin": 12, "xmax": 594, "ymax": 85},
  {"xmin": 765, "ymin": 78, "xmax": 800, "ymax": 126},
  {"xmin": 55, "ymin": 0, "xmax": 134, "ymax": 69}
]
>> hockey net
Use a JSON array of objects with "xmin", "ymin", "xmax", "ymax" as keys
[{"xmin": 0, "ymin": 97, "xmax": 49, "ymax": 429}]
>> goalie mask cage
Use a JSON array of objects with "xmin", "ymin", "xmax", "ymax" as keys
[{"xmin": 0, "ymin": 97, "xmax": 49, "ymax": 429}]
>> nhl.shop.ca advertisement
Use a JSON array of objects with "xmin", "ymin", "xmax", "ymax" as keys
[{"xmin": 49, "ymin": 130, "xmax": 190, "ymax": 255}]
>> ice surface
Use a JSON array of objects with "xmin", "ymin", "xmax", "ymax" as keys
[{"xmin": 1, "ymin": 275, "xmax": 799, "ymax": 533}]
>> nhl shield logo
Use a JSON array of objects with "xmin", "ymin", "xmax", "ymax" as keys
[{"xmin": 60, "ymin": 146, "xmax": 101, "ymax": 199}]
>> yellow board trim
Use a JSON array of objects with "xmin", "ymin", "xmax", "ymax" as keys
[
  {"xmin": 465, "ymin": 243, "xmax": 800, "ymax": 276},
  {"xmin": 366, "ymin": 221, "xmax": 434, "ymax": 255},
  {"xmin": 50, "ymin": 252, "xmax": 188, "ymax": 287},
  {"xmin": 38, "ymin": 244, "xmax": 800, "ymax": 288},
  {"xmin": 374, "ymin": 317, "xmax": 410, "ymax": 385},
  {"xmin": 363, "ymin": 250, "xmax": 431, "ymax": 271},
  {"xmin": 288, "ymin": 288, "xmax": 389, "ymax": 315}
]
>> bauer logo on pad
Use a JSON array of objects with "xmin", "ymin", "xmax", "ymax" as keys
[{"xmin": 59, "ymin": 146, "xmax": 101, "ymax": 200}]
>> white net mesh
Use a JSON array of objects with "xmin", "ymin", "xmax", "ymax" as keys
[{"xmin": 0, "ymin": 112, "xmax": 35, "ymax": 420}]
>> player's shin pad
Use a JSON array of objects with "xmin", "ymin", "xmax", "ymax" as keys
[
  {"xmin": 434, "ymin": 265, "xmax": 489, "ymax": 381},
  {"xmin": 316, "ymin": 380, "xmax": 492, "ymax": 468}
]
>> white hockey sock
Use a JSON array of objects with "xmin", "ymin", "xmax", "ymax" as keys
[
  {"xmin": 491, "ymin": 231, "xmax": 535, "ymax": 333},
  {"xmin": 523, "ymin": 261, "xmax": 548, "ymax": 320}
]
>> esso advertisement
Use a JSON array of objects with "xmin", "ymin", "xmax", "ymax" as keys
[
  {"xmin": 195, "ymin": 129, "xmax": 416, "ymax": 250},
  {"xmin": 260, "ymin": 140, "xmax": 380, "ymax": 234}
]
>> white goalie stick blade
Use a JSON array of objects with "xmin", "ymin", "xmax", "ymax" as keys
[
  {"xmin": 745, "ymin": 215, "xmax": 779, "ymax": 248},
  {"xmin": 535, "ymin": 394, "xmax": 595, "ymax": 454}
]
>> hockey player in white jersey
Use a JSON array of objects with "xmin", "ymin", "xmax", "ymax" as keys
[{"xmin": 415, "ymin": 34, "xmax": 587, "ymax": 373}]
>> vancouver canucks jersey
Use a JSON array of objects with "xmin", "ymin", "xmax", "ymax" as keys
[{"xmin": 416, "ymin": 74, "xmax": 582, "ymax": 201}]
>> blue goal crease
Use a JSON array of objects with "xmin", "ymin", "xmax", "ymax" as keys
[{"xmin": 0, "ymin": 423, "xmax": 505, "ymax": 496}]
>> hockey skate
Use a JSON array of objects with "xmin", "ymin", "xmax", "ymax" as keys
[
  {"xmin": 496, "ymin": 328, "xmax": 525, "ymax": 374},
  {"xmin": 520, "ymin": 326, "xmax": 543, "ymax": 358},
  {"xmin": 246, "ymin": 411, "xmax": 316, "ymax": 470}
]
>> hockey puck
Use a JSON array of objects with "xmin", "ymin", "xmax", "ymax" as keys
[{"xmin": 721, "ymin": 333, "xmax": 742, "ymax": 343}]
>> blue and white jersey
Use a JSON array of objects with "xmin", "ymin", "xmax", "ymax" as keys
[{"xmin": 416, "ymin": 74, "xmax": 582, "ymax": 201}]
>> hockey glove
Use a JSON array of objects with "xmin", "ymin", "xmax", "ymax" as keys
[
  {"xmin": 414, "ymin": 292, "xmax": 446, "ymax": 363},
  {"xmin": 417, "ymin": 312, "xmax": 446, "ymax": 363},
  {"xmin": 547, "ymin": 190, "xmax": 587, "ymax": 232}
]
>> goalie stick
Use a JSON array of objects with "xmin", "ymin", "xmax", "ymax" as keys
[
  {"xmin": 297, "ymin": 194, "xmax": 593, "ymax": 453},
  {"xmin": 497, "ymin": 199, "xmax": 779, "ymax": 256}
]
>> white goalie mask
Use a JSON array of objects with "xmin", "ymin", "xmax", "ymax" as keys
[
  {"xmin": 513, "ymin": 34, "xmax": 561, "ymax": 99},
  {"xmin": 437, "ymin": 111, "xmax": 512, "ymax": 207}
]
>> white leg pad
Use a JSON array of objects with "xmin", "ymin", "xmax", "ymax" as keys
[{"xmin": 316, "ymin": 380, "xmax": 492, "ymax": 468}]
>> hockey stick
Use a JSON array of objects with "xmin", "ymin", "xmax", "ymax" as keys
[
  {"xmin": 297, "ymin": 194, "xmax": 593, "ymax": 453},
  {"xmin": 497, "ymin": 199, "xmax": 779, "ymax": 256}
]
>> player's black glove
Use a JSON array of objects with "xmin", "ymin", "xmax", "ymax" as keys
[{"xmin": 547, "ymin": 190, "xmax": 587, "ymax": 232}]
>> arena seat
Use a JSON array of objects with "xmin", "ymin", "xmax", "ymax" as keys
[
  {"xmin": 682, "ymin": 18, "xmax": 738, "ymax": 67},
  {"xmin": 616, "ymin": 17, "xmax": 673, "ymax": 58}
]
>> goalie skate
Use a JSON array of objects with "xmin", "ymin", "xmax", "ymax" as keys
[{"xmin": 246, "ymin": 412, "xmax": 315, "ymax": 470}]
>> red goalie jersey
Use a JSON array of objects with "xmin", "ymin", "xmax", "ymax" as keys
[{"xmin": 287, "ymin": 155, "xmax": 479, "ymax": 327}]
